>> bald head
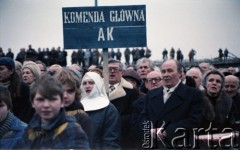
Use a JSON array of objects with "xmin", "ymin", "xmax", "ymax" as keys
[
  {"xmin": 147, "ymin": 70, "xmax": 162, "ymax": 78},
  {"xmin": 186, "ymin": 67, "xmax": 202, "ymax": 89},
  {"xmin": 146, "ymin": 71, "xmax": 162, "ymax": 90},
  {"xmin": 160, "ymin": 59, "xmax": 182, "ymax": 88},
  {"xmin": 224, "ymin": 75, "xmax": 240, "ymax": 98}
]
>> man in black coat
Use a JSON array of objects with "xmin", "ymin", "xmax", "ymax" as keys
[
  {"xmin": 139, "ymin": 59, "xmax": 203, "ymax": 148},
  {"xmin": 224, "ymin": 75, "xmax": 240, "ymax": 128},
  {"xmin": 108, "ymin": 59, "xmax": 139, "ymax": 149}
]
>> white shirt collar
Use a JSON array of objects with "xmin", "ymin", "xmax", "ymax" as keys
[
  {"xmin": 109, "ymin": 83, "xmax": 119, "ymax": 88},
  {"xmin": 163, "ymin": 79, "xmax": 181, "ymax": 93}
]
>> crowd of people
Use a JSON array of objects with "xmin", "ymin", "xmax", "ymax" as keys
[
  {"xmin": 70, "ymin": 47, "xmax": 152, "ymax": 67},
  {"xmin": 0, "ymin": 45, "xmax": 240, "ymax": 149},
  {"xmin": 0, "ymin": 46, "xmax": 152, "ymax": 69}
]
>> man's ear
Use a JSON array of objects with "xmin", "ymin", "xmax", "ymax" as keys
[
  {"xmin": 31, "ymin": 102, "xmax": 35, "ymax": 108},
  {"xmin": 178, "ymin": 71, "xmax": 182, "ymax": 79},
  {"xmin": 9, "ymin": 69, "xmax": 14, "ymax": 75}
]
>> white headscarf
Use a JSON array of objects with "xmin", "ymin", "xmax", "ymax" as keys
[{"xmin": 80, "ymin": 72, "xmax": 109, "ymax": 111}]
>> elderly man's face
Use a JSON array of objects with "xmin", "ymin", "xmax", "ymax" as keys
[
  {"xmin": 224, "ymin": 76, "xmax": 239, "ymax": 98},
  {"xmin": 137, "ymin": 62, "xmax": 152, "ymax": 79},
  {"xmin": 146, "ymin": 71, "xmax": 162, "ymax": 90},
  {"xmin": 199, "ymin": 63, "xmax": 209, "ymax": 74},
  {"xmin": 187, "ymin": 69, "xmax": 202, "ymax": 89},
  {"xmin": 161, "ymin": 60, "xmax": 181, "ymax": 88}
]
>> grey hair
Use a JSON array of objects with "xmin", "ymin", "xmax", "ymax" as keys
[
  {"xmin": 136, "ymin": 57, "xmax": 155, "ymax": 70},
  {"xmin": 108, "ymin": 58, "xmax": 124, "ymax": 71},
  {"xmin": 202, "ymin": 69, "xmax": 225, "ymax": 89}
]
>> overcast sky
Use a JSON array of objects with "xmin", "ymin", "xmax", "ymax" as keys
[{"xmin": 0, "ymin": 0, "xmax": 240, "ymax": 62}]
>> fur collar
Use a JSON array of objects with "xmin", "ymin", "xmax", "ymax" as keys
[
  {"xmin": 109, "ymin": 77, "xmax": 133, "ymax": 101},
  {"xmin": 202, "ymin": 90, "xmax": 232, "ymax": 124}
]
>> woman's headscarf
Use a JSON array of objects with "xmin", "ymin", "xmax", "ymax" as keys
[{"xmin": 80, "ymin": 72, "xmax": 109, "ymax": 111}]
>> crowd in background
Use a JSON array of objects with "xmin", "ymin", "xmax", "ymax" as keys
[
  {"xmin": 0, "ymin": 44, "xmax": 240, "ymax": 149},
  {"xmin": 0, "ymin": 46, "xmax": 233, "ymax": 71}
]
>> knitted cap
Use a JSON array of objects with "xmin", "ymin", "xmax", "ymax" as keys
[
  {"xmin": 22, "ymin": 61, "xmax": 41, "ymax": 80},
  {"xmin": 0, "ymin": 57, "xmax": 15, "ymax": 69}
]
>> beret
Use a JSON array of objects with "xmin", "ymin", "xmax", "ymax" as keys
[{"xmin": 0, "ymin": 57, "xmax": 15, "ymax": 69}]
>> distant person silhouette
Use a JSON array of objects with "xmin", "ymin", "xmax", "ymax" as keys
[
  {"xmin": 188, "ymin": 49, "xmax": 196, "ymax": 62},
  {"xmin": 170, "ymin": 47, "xmax": 175, "ymax": 59},
  {"xmin": 162, "ymin": 48, "xmax": 168, "ymax": 60},
  {"xmin": 218, "ymin": 48, "xmax": 223, "ymax": 61},
  {"xmin": 224, "ymin": 48, "xmax": 228, "ymax": 61}
]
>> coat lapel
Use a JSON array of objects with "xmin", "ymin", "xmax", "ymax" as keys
[
  {"xmin": 148, "ymin": 87, "xmax": 165, "ymax": 117},
  {"xmin": 109, "ymin": 77, "xmax": 133, "ymax": 101},
  {"xmin": 158, "ymin": 83, "xmax": 185, "ymax": 118}
]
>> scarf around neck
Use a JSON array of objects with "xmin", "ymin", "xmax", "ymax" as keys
[{"xmin": 0, "ymin": 112, "xmax": 13, "ymax": 137}]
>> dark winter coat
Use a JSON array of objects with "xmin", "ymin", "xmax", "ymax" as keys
[
  {"xmin": 14, "ymin": 109, "xmax": 89, "ymax": 149},
  {"xmin": 109, "ymin": 78, "xmax": 139, "ymax": 149},
  {"xmin": 230, "ymin": 93, "xmax": 240, "ymax": 129},
  {"xmin": 140, "ymin": 83, "xmax": 203, "ymax": 148},
  {"xmin": 200, "ymin": 90, "xmax": 232, "ymax": 132},
  {"xmin": 11, "ymin": 82, "xmax": 34, "ymax": 123},
  {"xmin": 196, "ymin": 91, "xmax": 233, "ymax": 149},
  {"xmin": 0, "ymin": 112, "xmax": 27, "ymax": 149},
  {"xmin": 86, "ymin": 103, "xmax": 121, "ymax": 150},
  {"xmin": 65, "ymin": 100, "xmax": 93, "ymax": 147}
]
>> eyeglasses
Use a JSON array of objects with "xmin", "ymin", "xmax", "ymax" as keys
[
  {"xmin": 41, "ymin": 69, "xmax": 47, "ymax": 72},
  {"xmin": 108, "ymin": 67, "xmax": 121, "ymax": 72},
  {"xmin": 146, "ymin": 77, "xmax": 162, "ymax": 82}
]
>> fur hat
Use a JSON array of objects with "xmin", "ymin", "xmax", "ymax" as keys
[
  {"xmin": 0, "ymin": 57, "xmax": 15, "ymax": 69},
  {"xmin": 122, "ymin": 69, "xmax": 141, "ymax": 86},
  {"xmin": 22, "ymin": 61, "xmax": 41, "ymax": 80}
]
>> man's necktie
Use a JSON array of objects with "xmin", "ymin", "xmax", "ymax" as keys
[
  {"xmin": 109, "ymin": 85, "xmax": 115, "ymax": 93},
  {"xmin": 164, "ymin": 88, "xmax": 172, "ymax": 103},
  {"xmin": 167, "ymin": 88, "xmax": 170, "ymax": 93}
]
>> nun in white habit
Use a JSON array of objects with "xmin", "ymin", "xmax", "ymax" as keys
[{"xmin": 80, "ymin": 72, "xmax": 121, "ymax": 150}]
